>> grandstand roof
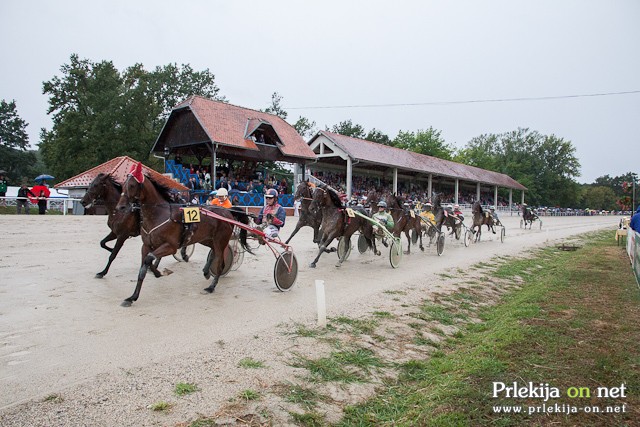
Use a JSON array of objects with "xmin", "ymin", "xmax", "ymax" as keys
[
  {"xmin": 309, "ymin": 131, "xmax": 527, "ymax": 191},
  {"xmin": 151, "ymin": 96, "xmax": 315, "ymax": 163},
  {"xmin": 54, "ymin": 156, "xmax": 187, "ymax": 191}
]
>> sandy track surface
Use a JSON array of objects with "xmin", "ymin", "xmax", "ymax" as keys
[{"xmin": 0, "ymin": 213, "xmax": 617, "ymax": 425}]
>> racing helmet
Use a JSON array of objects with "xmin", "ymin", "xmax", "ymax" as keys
[
  {"xmin": 425, "ymin": 202, "xmax": 433, "ymax": 208},
  {"xmin": 490, "ymin": 206, "xmax": 496, "ymax": 210},
  {"xmin": 454, "ymin": 204, "xmax": 460, "ymax": 209},
  {"xmin": 377, "ymin": 201, "xmax": 387, "ymax": 208},
  {"xmin": 265, "ymin": 188, "xmax": 278, "ymax": 198},
  {"xmin": 216, "ymin": 187, "xmax": 228, "ymax": 197}
]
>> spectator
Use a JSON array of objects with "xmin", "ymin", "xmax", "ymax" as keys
[
  {"xmin": 0, "ymin": 173, "xmax": 7, "ymax": 206},
  {"xmin": 37, "ymin": 190, "xmax": 47, "ymax": 215},
  {"xmin": 630, "ymin": 205, "xmax": 640, "ymax": 232},
  {"xmin": 17, "ymin": 183, "xmax": 36, "ymax": 214}
]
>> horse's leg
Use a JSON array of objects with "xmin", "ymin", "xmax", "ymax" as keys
[
  {"xmin": 417, "ymin": 222, "xmax": 424, "ymax": 251},
  {"xmin": 149, "ymin": 257, "xmax": 163, "ymax": 278},
  {"xmin": 312, "ymin": 224, "xmax": 321, "ymax": 244},
  {"xmin": 404, "ymin": 229, "xmax": 411, "ymax": 255},
  {"xmin": 99, "ymin": 231, "xmax": 117, "ymax": 252},
  {"xmin": 284, "ymin": 221, "xmax": 304, "ymax": 244},
  {"xmin": 309, "ymin": 231, "xmax": 336, "ymax": 268},
  {"xmin": 180, "ymin": 246, "xmax": 189, "ymax": 262},
  {"xmin": 96, "ymin": 235, "xmax": 126, "ymax": 278},
  {"xmin": 122, "ymin": 245, "xmax": 152, "ymax": 307}
]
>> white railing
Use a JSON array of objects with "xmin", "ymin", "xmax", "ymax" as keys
[{"xmin": 0, "ymin": 196, "xmax": 83, "ymax": 215}]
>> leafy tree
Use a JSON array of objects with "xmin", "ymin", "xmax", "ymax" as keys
[
  {"xmin": 39, "ymin": 54, "xmax": 225, "ymax": 180},
  {"xmin": 393, "ymin": 127, "xmax": 454, "ymax": 160},
  {"xmin": 365, "ymin": 128, "xmax": 392, "ymax": 146},
  {"xmin": 329, "ymin": 120, "xmax": 366, "ymax": 139},
  {"xmin": 0, "ymin": 100, "xmax": 42, "ymax": 183},
  {"xmin": 293, "ymin": 116, "xmax": 316, "ymax": 139},
  {"xmin": 580, "ymin": 186, "xmax": 618, "ymax": 211},
  {"xmin": 454, "ymin": 133, "xmax": 500, "ymax": 170},
  {"xmin": 263, "ymin": 92, "xmax": 288, "ymax": 119}
]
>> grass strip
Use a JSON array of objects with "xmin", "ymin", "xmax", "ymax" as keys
[{"xmin": 338, "ymin": 230, "xmax": 640, "ymax": 426}]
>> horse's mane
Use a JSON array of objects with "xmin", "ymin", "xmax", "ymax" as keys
[
  {"xmin": 105, "ymin": 174, "xmax": 122, "ymax": 192},
  {"xmin": 323, "ymin": 185, "xmax": 343, "ymax": 208},
  {"xmin": 433, "ymin": 194, "xmax": 442, "ymax": 208},
  {"xmin": 146, "ymin": 175, "xmax": 174, "ymax": 202},
  {"xmin": 472, "ymin": 201, "xmax": 483, "ymax": 214}
]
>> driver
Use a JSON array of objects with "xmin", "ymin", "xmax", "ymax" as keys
[
  {"xmin": 210, "ymin": 187, "xmax": 232, "ymax": 208},
  {"xmin": 372, "ymin": 200, "xmax": 395, "ymax": 235},
  {"xmin": 490, "ymin": 206, "xmax": 502, "ymax": 226},
  {"xmin": 452, "ymin": 204, "xmax": 464, "ymax": 222},
  {"xmin": 255, "ymin": 188, "xmax": 286, "ymax": 239},
  {"xmin": 420, "ymin": 202, "xmax": 436, "ymax": 226}
]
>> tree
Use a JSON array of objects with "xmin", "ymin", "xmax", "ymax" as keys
[
  {"xmin": 263, "ymin": 92, "xmax": 288, "ymax": 120},
  {"xmin": 39, "ymin": 54, "xmax": 225, "ymax": 179},
  {"xmin": 365, "ymin": 128, "xmax": 392, "ymax": 146},
  {"xmin": 0, "ymin": 100, "xmax": 41, "ymax": 183},
  {"xmin": 330, "ymin": 120, "xmax": 366, "ymax": 139},
  {"xmin": 581, "ymin": 186, "xmax": 618, "ymax": 211},
  {"xmin": 293, "ymin": 116, "xmax": 316, "ymax": 139},
  {"xmin": 393, "ymin": 127, "xmax": 454, "ymax": 160}
]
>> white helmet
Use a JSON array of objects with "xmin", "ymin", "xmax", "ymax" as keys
[
  {"xmin": 454, "ymin": 204, "xmax": 460, "ymax": 209},
  {"xmin": 216, "ymin": 188, "xmax": 228, "ymax": 197},
  {"xmin": 490, "ymin": 206, "xmax": 496, "ymax": 210}
]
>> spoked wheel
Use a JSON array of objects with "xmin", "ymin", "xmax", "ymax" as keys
[
  {"xmin": 520, "ymin": 219, "xmax": 524, "ymax": 229},
  {"xmin": 389, "ymin": 238, "xmax": 402, "ymax": 268},
  {"xmin": 173, "ymin": 244, "xmax": 195, "ymax": 262},
  {"xmin": 411, "ymin": 229, "xmax": 419, "ymax": 244},
  {"xmin": 357, "ymin": 234, "xmax": 369, "ymax": 254},
  {"xmin": 230, "ymin": 240, "xmax": 245, "ymax": 271},
  {"xmin": 337, "ymin": 236, "xmax": 352, "ymax": 262},
  {"xmin": 208, "ymin": 245, "xmax": 234, "ymax": 278},
  {"xmin": 274, "ymin": 251, "xmax": 298, "ymax": 291},
  {"xmin": 464, "ymin": 229, "xmax": 472, "ymax": 247},
  {"xmin": 436, "ymin": 233, "xmax": 445, "ymax": 256},
  {"xmin": 500, "ymin": 227, "xmax": 506, "ymax": 243}
]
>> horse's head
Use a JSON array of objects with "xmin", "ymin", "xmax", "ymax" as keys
[
  {"xmin": 82, "ymin": 173, "xmax": 118, "ymax": 208},
  {"xmin": 309, "ymin": 186, "xmax": 327, "ymax": 214},
  {"xmin": 472, "ymin": 201, "xmax": 482, "ymax": 214},
  {"xmin": 116, "ymin": 174, "xmax": 145, "ymax": 212},
  {"xmin": 294, "ymin": 180, "xmax": 315, "ymax": 201}
]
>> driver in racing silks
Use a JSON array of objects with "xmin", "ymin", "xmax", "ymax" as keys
[
  {"xmin": 490, "ymin": 206, "xmax": 502, "ymax": 226},
  {"xmin": 255, "ymin": 188, "xmax": 286, "ymax": 240},
  {"xmin": 372, "ymin": 200, "xmax": 395, "ymax": 247}
]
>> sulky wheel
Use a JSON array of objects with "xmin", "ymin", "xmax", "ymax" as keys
[
  {"xmin": 230, "ymin": 240, "xmax": 245, "ymax": 271},
  {"xmin": 208, "ymin": 245, "xmax": 234, "ymax": 278},
  {"xmin": 500, "ymin": 227, "xmax": 506, "ymax": 243},
  {"xmin": 464, "ymin": 229, "xmax": 472, "ymax": 247},
  {"xmin": 389, "ymin": 238, "xmax": 402, "ymax": 268},
  {"xmin": 357, "ymin": 234, "xmax": 369, "ymax": 254},
  {"xmin": 274, "ymin": 251, "xmax": 298, "ymax": 291},
  {"xmin": 173, "ymin": 244, "xmax": 195, "ymax": 262},
  {"xmin": 436, "ymin": 233, "xmax": 445, "ymax": 256},
  {"xmin": 454, "ymin": 225, "xmax": 461, "ymax": 240},
  {"xmin": 337, "ymin": 236, "xmax": 352, "ymax": 262}
]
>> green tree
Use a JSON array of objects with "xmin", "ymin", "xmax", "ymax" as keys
[
  {"xmin": 263, "ymin": 92, "xmax": 288, "ymax": 119},
  {"xmin": 293, "ymin": 116, "xmax": 316, "ymax": 139},
  {"xmin": 365, "ymin": 128, "xmax": 392, "ymax": 146},
  {"xmin": 393, "ymin": 127, "xmax": 454, "ymax": 160},
  {"xmin": 39, "ymin": 54, "xmax": 225, "ymax": 180},
  {"xmin": 0, "ymin": 99, "xmax": 41, "ymax": 183},
  {"xmin": 581, "ymin": 186, "xmax": 618, "ymax": 210},
  {"xmin": 330, "ymin": 120, "xmax": 366, "ymax": 139}
]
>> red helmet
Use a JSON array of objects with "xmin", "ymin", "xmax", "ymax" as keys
[{"xmin": 265, "ymin": 188, "xmax": 278, "ymax": 198}]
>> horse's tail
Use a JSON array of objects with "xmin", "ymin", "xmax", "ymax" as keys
[{"xmin": 229, "ymin": 207, "xmax": 254, "ymax": 255}]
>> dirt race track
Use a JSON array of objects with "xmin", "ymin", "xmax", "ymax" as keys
[{"xmin": 0, "ymin": 212, "xmax": 619, "ymax": 425}]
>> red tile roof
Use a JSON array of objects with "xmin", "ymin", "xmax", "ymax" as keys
[
  {"xmin": 314, "ymin": 131, "xmax": 527, "ymax": 190},
  {"xmin": 54, "ymin": 156, "xmax": 188, "ymax": 191},
  {"xmin": 157, "ymin": 96, "xmax": 316, "ymax": 159}
]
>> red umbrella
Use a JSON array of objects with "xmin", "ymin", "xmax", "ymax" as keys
[{"xmin": 30, "ymin": 185, "xmax": 50, "ymax": 204}]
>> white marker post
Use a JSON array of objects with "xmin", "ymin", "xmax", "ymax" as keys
[{"xmin": 315, "ymin": 279, "xmax": 327, "ymax": 328}]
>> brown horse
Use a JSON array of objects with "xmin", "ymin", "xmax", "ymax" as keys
[
  {"xmin": 285, "ymin": 180, "xmax": 322, "ymax": 245},
  {"xmin": 81, "ymin": 173, "xmax": 154, "ymax": 278},
  {"xmin": 366, "ymin": 190, "xmax": 423, "ymax": 254},
  {"xmin": 115, "ymin": 172, "xmax": 252, "ymax": 306},
  {"xmin": 520, "ymin": 205, "xmax": 539, "ymax": 229},
  {"xmin": 433, "ymin": 195, "xmax": 463, "ymax": 240},
  {"xmin": 308, "ymin": 185, "xmax": 375, "ymax": 268},
  {"xmin": 471, "ymin": 201, "xmax": 496, "ymax": 242}
]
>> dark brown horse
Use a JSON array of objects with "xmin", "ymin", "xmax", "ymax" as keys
[
  {"xmin": 286, "ymin": 180, "xmax": 322, "ymax": 244},
  {"xmin": 433, "ymin": 195, "xmax": 463, "ymax": 240},
  {"xmin": 81, "ymin": 173, "xmax": 152, "ymax": 278},
  {"xmin": 471, "ymin": 201, "xmax": 496, "ymax": 242},
  {"xmin": 520, "ymin": 204, "xmax": 539, "ymax": 229},
  {"xmin": 115, "ymin": 172, "xmax": 251, "ymax": 306},
  {"xmin": 308, "ymin": 185, "xmax": 375, "ymax": 268},
  {"xmin": 366, "ymin": 190, "xmax": 423, "ymax": 254}
]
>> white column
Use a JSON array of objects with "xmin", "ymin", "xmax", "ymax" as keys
[
  {"xmin": 454, "ymin": 179, "xmax": 459, "ymax": 205},
  {"xmin": 476, "ymin": 182, "xmax": 481, "ymax": 202},
  {"xmin": 428, "ymin": 174, "xmax": 433, "ymax": 200},
  {"xmin": 393, "ymin": 168, "xmax": 398, "ymax": 195},
  {"xmin": 521, "ymin": 191, "xmax": 525, "ymax": 205},
  {"xmin": 494, "ymin": 186, "xmax": 498, "ymax": 207},
  {"xmin": 509, "ymin": 189, "xmax": 513, "ymax": 215},
  {"xmin": 346, "ymin": 157, "xmax": 353, "ymax": 199}
]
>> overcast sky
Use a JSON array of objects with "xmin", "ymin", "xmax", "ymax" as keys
[{"xmin": 1, "ymin": 0, "xmax": 638, "ymax": 183}]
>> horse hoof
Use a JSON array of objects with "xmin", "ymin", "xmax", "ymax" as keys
[
  {"xmin": 328, "ymin": 247, "xmax": 337, "ymax": 253},
  {"xmin": 309, "ymin": 263, "xmax": 316, "ymax": 268},
  {"xmin": 334, "ymin": 263, "xmax": 342, "ymax": 268},
  {"xmin": 95, "ymin": 273, "xmax": 105, "ymax": 279},
  {"xmin": 121, "ymin": 300, "xmax": 132, "ymax": 307},
  {"xmin": 204, "ymin": 272, "xmax": 211, "ymax": 280},
  {"xmin": 183, "ymin": 256, "xmax": 190, "ymax": 262},
  {"xmin": 202, "ymin": 287, "xmax": 214, "ymax": 294}
]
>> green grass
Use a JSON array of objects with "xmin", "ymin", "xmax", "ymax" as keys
[
  {"xmin": 238, "ymin": 357, "xmax": 265, "ymax": 369},
  {"xmin": 149, "ymin": 401, "xmax": 172, "ymax": 411},
  {"xmin": 331, "ymin": 316, "xmax": 379, "ymax": 335},
  {"xmin": 0, "ymin": 206, "xmax": 63, "ymax": 215},
  {"xmin": 337, "ymin": 230, "xmax": 640, "ymax": 426},
  {"xmin": 238, "ymin": 389, "xmax": 260, "ymax": 401},
  {"xmin": 278, "ymin": 382, "xmax": 327, "ymax": 409},
  {"xmin": 174, "ymin": 382, "xmax": 198, "ymax": 396}
]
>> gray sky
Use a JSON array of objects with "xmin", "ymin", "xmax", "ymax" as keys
[{"xmin": 1, "ymin": 0, "xmax": 638, "ymax": 183}]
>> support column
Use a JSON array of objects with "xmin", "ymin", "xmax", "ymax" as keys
[
  {"xmin": 476, "ymin": 182, "xmax": 481, "ymax": 202},
  {"xmin": 521, "ymin": 191, "xmax": 525, "ymax": 205},
  {"xmin": 428, "ymin": 174, "xmax": 433, "ymax": 200},
  {"xmin": 454, "ymin": 179, "xmax": 459, "ymax": 205},
  {"xmin": 494, "ymin": 186, "xmax": 498, "ymax": 208},
  {"xmin": 346, "ymin": 157, "xmax": 353, "ymax": 199},
  {"xmin": 211, "ymin": 144, "xmax": 217, "ymax": 187},
  {"xmin": 393, "ymin": 168, "xmax": 398, "ymax": 195},
  {"xmin": 509, "ymin": 189, "xmax": 513, "ymax": 215}
]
